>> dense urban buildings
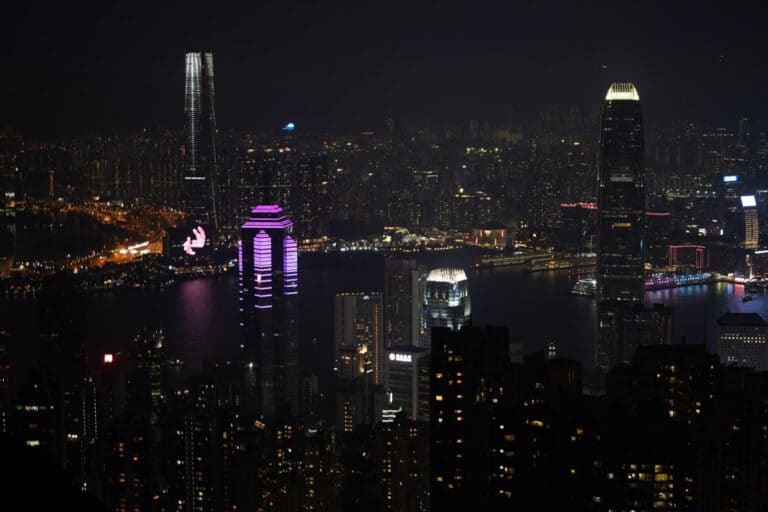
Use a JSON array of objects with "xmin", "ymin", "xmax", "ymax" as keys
[
  {"xmin": 6, "ymin": 8, "xmax": 768, "ymax": 510},
  {"xmin": 595, "ymin": 83, "xmax": 647, "ymax": 372}
]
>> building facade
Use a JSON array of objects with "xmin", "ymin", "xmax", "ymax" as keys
[
  {"xmin": 183, "ymin": 52, "xmax": 219, "ymax": 230},
  {"xmin": 384, "ymin": 258, "xmax": 424, "ymax": 349},
  {"xmin": 423, "ymin": 268, "xmax": 471, "ymax": 348},
  {"xmin": 239, "ymin": 205, "xmax": 299, "ymax": 417},
  {"xmin": 717, "ymin": 312, "xmax": 768, "ymax": 370},
  {"xmin": 596, "ymin": 83, "xmax": 646, "ymax": 371}
]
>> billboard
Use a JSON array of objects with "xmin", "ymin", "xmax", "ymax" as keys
[{"xmin": 165, "ymin": 224, "xmax": 213, "ymax": 258}]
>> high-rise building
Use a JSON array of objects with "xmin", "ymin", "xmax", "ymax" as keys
[
  {"xmin": 384, "ymin": 346, "xmax": 430, "ymax": 422},
  {"xmin": 384, "ymin": 258, "xmax": 424, "ymax": 348},
  {"xmin": 239, "ymin": 205, "xmax": 299, "ymax": 417},
  {"xmin": 717, "ymin": 312, "xmax": 768, "ymax": 370},
  {"xmin": 430, "ymin": 326, "xmax": 510, "ymax": 512},
  {"xmin": 423, "ymin": 268, "xmax": 471, "ymax": 348},
  {"xmin": 596, "ymin": 83, "xmax": 646, "ymax": 371},
  {"xmin": 741, "ymin": 194, "xmax": 759, "ymax": 249},
  {"xmin": 183, "ymin": 52, "xmax": 219, "ymax": 230},
  {"xmin": 334, "ymin": 292, "xmax": 384, "ymax": 385}
]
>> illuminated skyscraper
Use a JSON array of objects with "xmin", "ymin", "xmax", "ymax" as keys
[
  {"xmin": 423, "ymin": 268, "xmax": 471, "ymax": 348},
  {"xmin": 596, "ymin": 83, "xmax": 646, "ymax": 371},
  {"xmin": 183, "ymin": 52, "xmax": 219, "ymax": 230},
  {"xmin": 239, "ymin": 205, "xmax": 299, "ymax": 417}
]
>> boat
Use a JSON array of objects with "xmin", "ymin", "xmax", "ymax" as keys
[
  {"xmin": 742, "ymin": 295, "xmax": 754, "ymax": 302},
  {"xmin": 571, "ymin": 278, "xmax": 597, "ymax": 297}
]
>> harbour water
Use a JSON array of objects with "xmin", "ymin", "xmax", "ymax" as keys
[{"xmin": 8, "ymin": 251, "xmax": 768, "ymax": 380}]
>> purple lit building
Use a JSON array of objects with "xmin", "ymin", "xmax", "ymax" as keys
[{"xmin": 239, "ymin": 205, "xmax": 299, "ymax": 417}]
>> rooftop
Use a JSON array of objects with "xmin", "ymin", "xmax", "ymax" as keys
[
  {"xmin": 717, "ymin": 312, "xmax": 768, "ymax": 327},
  {"xmin": 427, "ymin": 267, "xmax": 467, "ymax": 284},
  {"xmin": 605, "ymin": 82, "xmax": 640, "ymax": 101}
]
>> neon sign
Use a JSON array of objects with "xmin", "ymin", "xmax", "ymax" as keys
[
  {"xmin": 183, "ymin": 226, "xmax": 206, "ymax": 255},
  {"xmin": 389, "ymin": 353, "xmax": 412, "ymax": 363}
]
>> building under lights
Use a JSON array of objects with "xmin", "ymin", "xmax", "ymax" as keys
[
  {"xmin": 183, "ymin": 52, "xmax": 219, "ymax": 230},
  {"xmin": 596, "ymin": 82, "xmax": 647, "ymax": 371},
  {"xmin": 239, "ymin": 205, "xmax": 299, "ymax": 417},
  {"xmin": 384, "ymin": 258, "xmax": 425, "ymax": 348},
  {"xmin": 423, "ymin": 268, "xmax": 471, "ymax": 348},
  {"xmin": 334, "ymin": 292, "xmax": 384, "ymax": 385},
  {"xmin": 741, "ymin": 195, "xmax": 759, "ymax": 250},
  {"xmin": 384, "ymin": 346, "xmax": 430, "ymax": 422},
  {"xmin": 716, "ymin": 312, "xmax": 768, "ymax": 371}
]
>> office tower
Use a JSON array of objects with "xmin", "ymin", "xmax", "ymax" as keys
[
  {"xmin": 239, "ymin": 205, "xmax": 299, "ymax": 417},
  {"xmin": 132, "ymin": 328, "xmax": 167, "ymax": 424},
  {"xmin": 596, "ymin": 83, "xmax": 646, "ymax": 372},
  {"xmin": 741, "ymin": 195, "xmax": 759, "ymax": 249},
  {"xmin": 717, "ymin": 313, "xmax": 768, "ymax": 370},
  {"xmin": 423, "ymin": 268, "xmax": 471, "ymax": 348},
  {"xmin": 183, "ymin": 52, "xmax": 219, "ymax": 230},
  {"xmin": 334, "ymin": 292, "xmax": 384, "ymax": 385},
  {"xmin": 384, "ymin": 346, "xmax": 430, "ymax": 422},
  {"xmin": 384, "ymin": 258, "xmax": 423, "ymax": 348},
  {"xmin": 334, "ymin": 293, "xmax": 384, "ymax": 431},
  {"xmin": 430, "ymin": 326, "xmax": 510, "ymax": 512}
]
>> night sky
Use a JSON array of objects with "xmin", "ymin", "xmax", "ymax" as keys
[{"xmin": 2, "ymin": 0, "xmax": 766, "ymax": 135}]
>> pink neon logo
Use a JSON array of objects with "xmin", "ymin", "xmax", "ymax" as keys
[{"xmin": 183, "ymin": 226, "xmax": 206, "ymax": 255}]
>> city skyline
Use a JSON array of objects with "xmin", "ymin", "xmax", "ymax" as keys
[{"xmin": 4, "ymin": 7, "xmax": 768, "ymax": 509}]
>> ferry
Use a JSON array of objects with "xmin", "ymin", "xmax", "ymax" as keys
[{"xmin": 571, "ymin": 278, "xmax": 597, "ymax": 297}]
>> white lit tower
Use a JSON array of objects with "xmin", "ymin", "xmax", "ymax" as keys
[
  {"xmin": 595, "ymin": 83, "xmax": 646, "ymax": 371},
  {"xmin": 423, "ymin": 268, "xmax": 471, "ymax": 348}
]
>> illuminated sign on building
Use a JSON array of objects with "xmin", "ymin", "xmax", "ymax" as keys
[
  {"xmin": 723, "ymin": 175, "xmax": 739, "ymax": 183},
  {"xmin": 104, "ymin": 353, "xmax": 114, "ymax": 364},
  {"xmin": 741, "ymin": 195, "xmax": 757, "ymax": 208},
  {"xmin": 183, "ymin": 226, "xmax": 206, "ymax": 255},
  {"xmin": 389, "ymin": 353, "xmax": 412, "ymax": 363}
]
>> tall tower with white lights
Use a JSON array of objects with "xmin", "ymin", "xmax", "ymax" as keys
[
  {"xmin": 595, "ymin": 82, "xmax": 646, "ymax": 371},
  {"xmin": 183, "ymin": 52, "xmax": 218, "ymax": 230}
]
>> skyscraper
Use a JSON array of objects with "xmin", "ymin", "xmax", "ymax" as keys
[
  {"xmin": 239, "ymin": 205, "xmax": 299, "ymax": 417},
  {"xmin": 384, "ymin": 258, "xmax": 424, "ymax": 348},
  {"xmin": 596, "ymin": 83, "xmax": 646, "ymax": 371},
  {"xmin": 334, "ymin": 292, "xmax": 384, "ymax": 385},
  {"xmin": 183, "ymin": 52, "xmax": 218, "ymax": 230},
  {"xmin": 423, "ymin": 268, "xmax": 471, "ymax": 348},
  {"xmin": 430, "ymin": 325, "xmax": 510, "ymax": 512}
]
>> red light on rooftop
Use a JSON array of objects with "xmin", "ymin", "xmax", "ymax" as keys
[{"xmin": 104, "ymin": 353, "xmax": 114, "ymax": 364}]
